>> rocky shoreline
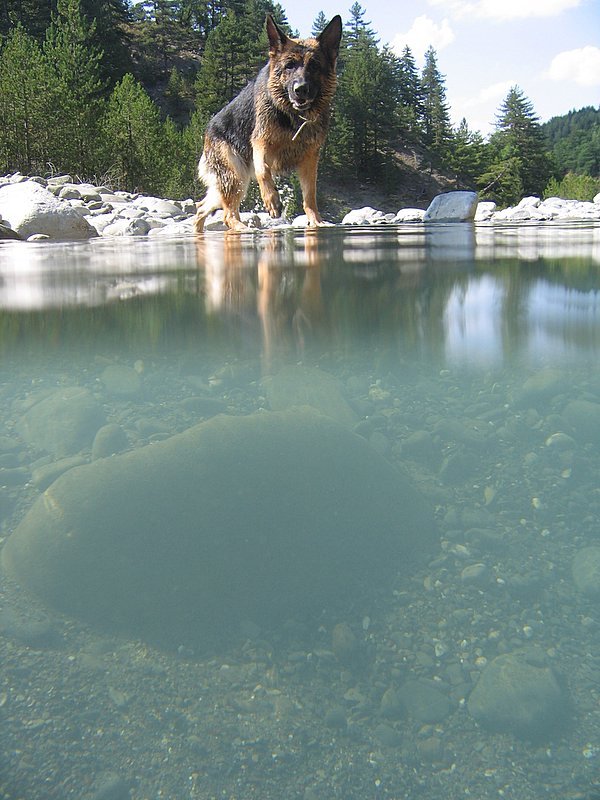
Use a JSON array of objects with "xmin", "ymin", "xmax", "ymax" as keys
[{"xmin": 0, "ymin": 173, "xmax": 599, "ymax": 242}]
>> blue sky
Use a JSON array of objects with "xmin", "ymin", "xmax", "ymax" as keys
[{"xmin": 285, "ymin": 0, "xmax": 600, "ymax": 137}]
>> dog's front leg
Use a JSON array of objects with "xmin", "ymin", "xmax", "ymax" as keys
[
  {"xmin": 252, "ymin": 141, "xmax": 283, "ymax": 218},
  {"xmin": 297, "ymin": 148, "xmax": 323, "ymax": 226}
]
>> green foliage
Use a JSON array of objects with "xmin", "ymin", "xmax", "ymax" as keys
[
  {"xmin": 478, "ymin": 86, "xmax": 552, "ymax": 204},
  {"xmin": 420, "ymin": 47, "xmax": 452, "ymax": 160},
  {"xmin": 0, "ymin": 25, "xmax": 56, "ymax": 174},
  {"xmin": 43, "ymin": 0, "xmax": 106, "ymax": 176},
  {"xmin": 543, "ymin": 107, "xmax": 600, "ymax": 178},
  {"xmin": 544, "ymin": 172, "xmax": 600, "ymax": 202},
  {"xmin": 102, "ymin": 73, "xmax": 187, "ymax": 195},
  {"xmin": 447, "ymin": 118, "xmax": 486, "ymax": 185}
]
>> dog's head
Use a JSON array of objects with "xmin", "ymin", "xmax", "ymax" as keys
[{"xmin": 266, "ymin": 14, "xmax": 342, "ymax": 115}]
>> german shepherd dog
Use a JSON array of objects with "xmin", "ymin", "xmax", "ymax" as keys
[{"xmin": 194, "ymin": 14, "xmax": 342, "ymax": 232}]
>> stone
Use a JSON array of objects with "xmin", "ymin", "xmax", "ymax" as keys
[
  {"xmin": 331, "ymin": 622, "xmax": 359, "ymax": 663},
  {"xmin": 373, "ymin": 723, "xmax": 402, "ymax": 747},
  {"xmin": 17, "ymin": 387, "xmax": 105, "ymax": 457},
  {"xmin": 397, "ymin": 680, "xmax": 451, "ymax": 723},
  {"xmin": 92, "ymin": 424, "xmax": 129, "ymax": 460},
  {"xmin": 460, "ymin": 562, "xmax": 489, "ymax": 586},
  {"xmin": 341, "ymin": 206, "xmax": 385, "ymax": 225},
  {"xmin": 100, "ymin": 364, "xmax": 142, "ymax": 397},
  {"xmin": 2, "ymin": 407, "xmax": 437, "ymax": 649},
  {"xmin": 468, "ymin": 651, "xmax": 566, "ymax": 739},
  {"xmin": 423, "ymin": 191, "xmax": 478, "ymax": 223},
  {"xmin": 101, "ymin": 217, "xmax": 151, "ymax": 236},
  {"xmin": 31, "ymin": 455, "xmax": 87, "ymax": 491},
  {"xmin": 0, "ymin": 181, "xmax": 96, "ymax": 240},
  {"xmin": 562, "ymin": 399, "xmax": 600, "ymax": 441},
  {"xmin": 0, "ymin": 222, "xmax": 22, "ymax": 240},
  {"xmin": 132, "ymin": 195, "xmax": 182, "ymax": 216},
  {"xmin": 474, "ymin": 201, "xmax": 496, "ymax": 221},
  {"xmin": 379, "ymin": 687, "xmax": 403, "ymax": 719},
  {"xmin": 263, "ymin": 365, "xmax": 358, "ymax": 428},
  {"xmin": 572, "ymin": 546, "xmax": 600, "ymax": 599},
  {"xmin": 512, "ymin": 368, "xmax": 565, "ymax": 408},
  {"xmin": 147, "ymin": 218, "xmax": 195, "ymax": 237},
  {"xmin": 394, "ymin": 208, "xmax": 425, "ymax": 223}
]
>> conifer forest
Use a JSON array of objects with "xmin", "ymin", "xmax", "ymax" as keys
[{"xmin": 1, "ymin": 0, "xmax": 598, "ymax": 208}]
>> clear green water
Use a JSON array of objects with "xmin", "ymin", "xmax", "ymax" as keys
[{"xmin": 1, "ymin": 223, "xmax": 600, "ymax": 800}]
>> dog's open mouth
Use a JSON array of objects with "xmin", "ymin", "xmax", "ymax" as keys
[{"xmin": 291, "ymin": 99, "xmax": 312, "ymax": 112}]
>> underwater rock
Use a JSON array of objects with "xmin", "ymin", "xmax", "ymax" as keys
[
  {"xmin": 100, "ymin": 364, "xmax": 142, "ymax": 397},
  {"xmin": 562, "ymin": 399, "xmax": 600, "ymax": 442},
  {"xmin": 17, "ymin": 386, "xmax": 105, "ymax": 457},
  {"xmin": 397, "ymin": 679, "xmax": 451, "ymax": 723},
  {"xmin": 468, "ymin": 651, "xmax": 566, "ymax": 739},
  {"xmin": 263, "ymin": 365, "xmax": 358, "ymax": 428},
  {"xmin": 92, "ymin": 424, "xmax": 129, "ymax": 460},
  {"xmin": 572, "ymin": 546, "xmax": 600, "ymax": 599},
  {"xmin": 2, "ymin": 407, "xmax": 436, "ymax": 649}
]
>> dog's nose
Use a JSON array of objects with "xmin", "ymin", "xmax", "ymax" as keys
[{"xmin": 294, "ymin": 81, "xmax": 310, "ymax": 99}]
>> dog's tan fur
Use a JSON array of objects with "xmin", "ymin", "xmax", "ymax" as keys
[{"xmin": 194, "ymin": 14, "xmax": 342, "ymax": 232}]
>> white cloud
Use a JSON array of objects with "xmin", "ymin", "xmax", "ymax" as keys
[
  {"xmin": 429, "ymin": 0, "xmax": 582, "ymax": 20},
  {"xmin": 545, "ymin": 46, "xmax": 600, "ymax": 86},
  {"xmin": 450, "ymin": 80, "xmax": 515, "ymax": 135},
  {"xmin": 391, "ymin": 15, "xmax": 455, "ymax": 58},
  {"xmin": 459, "ymin": 80, "xmax": 515, "ymax": 110}
]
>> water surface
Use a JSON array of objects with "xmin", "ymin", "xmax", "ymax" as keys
[{"xmin": 1, "ymin": 222, "xmax": 600, "ymax": 800}]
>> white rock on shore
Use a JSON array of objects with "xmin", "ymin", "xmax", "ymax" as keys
[{"xmin": 0, "ymin": 173, "xmax": 599, "ymax": 242}]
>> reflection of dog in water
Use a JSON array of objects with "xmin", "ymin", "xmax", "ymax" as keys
[{"xmin": 194, "ymin": 14, "xmax": 342, "ymax": 232}]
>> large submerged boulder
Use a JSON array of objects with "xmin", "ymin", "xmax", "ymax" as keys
[{"xmin": 2, "ymin": 407, "xmax": 436, "ymax": 649}]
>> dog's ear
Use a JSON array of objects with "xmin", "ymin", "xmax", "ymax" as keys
[
  {"xmin": 266, "ymin": 14, "xmax": 289, "ymax": 52},
  {"xmin": 317, "ymin": 15, "xmax": 342, "ymax": 63}
]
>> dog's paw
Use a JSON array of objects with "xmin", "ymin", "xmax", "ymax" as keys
[{"xmin": 265, "ymin": 196, "xmax": 283, "ymax": 218}]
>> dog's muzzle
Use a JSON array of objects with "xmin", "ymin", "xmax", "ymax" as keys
[{"xmin": 290, "ymin": 80, "xmax": 314, "ymax": 111}]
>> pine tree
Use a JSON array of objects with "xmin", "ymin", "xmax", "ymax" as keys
[
  {"xmin": 311, "ymin": 11, "xmax": 328, "ymax": 37},
  {"xmin": 193, "ymin": 7, "xmax": 256, "ymax": 120},
  {"xmin": 397, "ymin": 45, "xmax": 423, "ymax": 138},
  {"xmin": 43, "ymin": 0, "xmax": 106, "ymax": 177},
  {"xmin": 79, "ymin": 0, "xmax": 133, "ymax": 84},
  {"xmin": 448, "ymin": 118, "xmax": 486, "ymax": 186},
  {"xmin": 101, "ymin": 73, "xmax": 166, "ymax": 192},
  {"xmin": 0, "ymin": 25, "xmax": 56, "ymax": 173},
  {"xmin": 420, "ymin": 46, "xmax": 452, "ymax": 160},
  {"xmin": 483, "ymin": 85, "xmax": 552, "ymax": 202}
]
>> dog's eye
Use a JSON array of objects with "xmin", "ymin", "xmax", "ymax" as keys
[{"xmin": 284, "ymin": 60, "xmax": 298, "ymax": 70}]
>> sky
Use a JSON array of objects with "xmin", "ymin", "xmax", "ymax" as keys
[{"xmin": 285, "ymin": 0, "xmax": 600, "ymax": 137}]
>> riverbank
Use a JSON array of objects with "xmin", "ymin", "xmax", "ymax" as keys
[{"xmin": 1, "ymin": 172, "xmax": 599, "ymax": 242}]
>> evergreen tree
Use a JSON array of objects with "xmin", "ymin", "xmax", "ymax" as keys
[
  {"xmin": 420, "ymin": 46, "xmax": 452, "ymax": 160},
  {"xmin": 43, "ymin": 0, "xmax": 106, "ymax": 177},
  {"xmin": 0, "ymin": 25, "xmax": 56, "ymax": 173},
  {"xmin": 482, "ymin": 85, "xmax": 552, "ymax": 202},
  {"xmin": 397, "ymin": 45, "xmax": 423, "ymax": 138},
  {"xmin": 447, "ymin": 118, "xmax": 486, "ymax": 186},
  {"xmin": 0, "ymin": 0, "xmax": 53, "ymax": 39},
  {"xmin": 79, "ymin": 0, "xmax": 132, "ymax": 84},
  {"xmin": 101, "ymin": 73, "xmax": 167, "ymax": 192},
  {"xmin": 311, "ymin": 11, "xmax": 328, "ymax": 37},
  {"xmin": 193, "ymin": 6, "xmax": 255, "ymax": 120}
]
